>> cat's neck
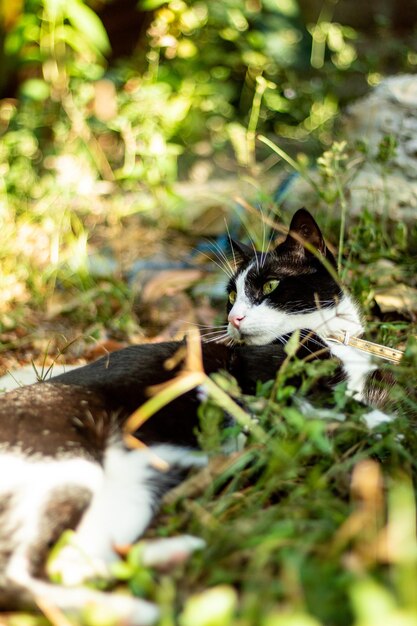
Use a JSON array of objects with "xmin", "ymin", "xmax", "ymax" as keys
[
  {"xmin": 266, "ymin": 292, "xmax": 364, "ymax": 343},
  {"xmin": 304, "ymin": 293, "xmax": 365, "ymax": 341},
  {"xmin": 316, "ymin": 294, "xmax": 373, "ymax": 402}
]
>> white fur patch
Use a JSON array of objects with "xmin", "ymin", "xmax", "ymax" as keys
[
  {"xmin": 327, "ymin": 342, "xmax": 377, "ymax": 401},
  {"xmin": 0, "ymin": 452, "xmax": 102, "ymax": 553},
  {"xmin": 229, "ymin": 291, "xmax": 364, "ymax": 346},
  {"xmin": 57, "ymin": 443, "xmax": 207, "ymax": 572},
  {"xmin": 362, "ymin": 408, "xmax": 394, "ymax": 429},
  {"xmin": 227, "ymin": 264, "xmax": 254, "ymax": 327},
  {"xmin": 3, "ymin": 452, "xmax": 103, "ymax": 600}
]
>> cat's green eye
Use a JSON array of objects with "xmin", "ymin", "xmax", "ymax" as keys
[
  {"xmin": 262, "ymin": 280, "xmax": 279, "ymax": 295},
  {"xmin": 229, "ymin": 290, "xmax": 237, "ymax": 304}
]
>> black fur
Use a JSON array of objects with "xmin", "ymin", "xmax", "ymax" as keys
[{"xmin": 0, "ymin": 335, "xmax": 338, "ymax": 457}]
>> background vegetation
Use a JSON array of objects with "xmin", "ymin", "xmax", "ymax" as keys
[{"xmin": 1, "ymin": 1, "xmax": 417, "ymax": 625}]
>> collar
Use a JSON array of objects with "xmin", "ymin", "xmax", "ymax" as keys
[{"xmin": 326, "ymin": 331, "xmax": 404, "ymax": 365}]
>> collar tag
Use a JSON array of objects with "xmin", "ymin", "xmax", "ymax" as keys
[{"xmin": 327, "ymin": 332, "xmax": 404, "ymax": 365}]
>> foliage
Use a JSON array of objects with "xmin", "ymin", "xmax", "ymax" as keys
[
  {"xmin": 183, "ymin": 357, "xmax": 417, "ymax": 626},
  {"xmin": 113, "ymin": 345, "xmax": 417, "ymax": 626},
  {"xmin": 0, "ymin": 0, "xmax": 416, "ymax": 326}
]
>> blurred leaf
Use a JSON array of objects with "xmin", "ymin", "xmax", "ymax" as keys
[
  {"xmin": 82, "ymin": 603, "xmax": 120, "ymax": 626},
  {"xmin": 262, "ymin": 0, "xmax": 299, "ymax": 18},
  {"xmin": 179, "ymin": 585, "xmax": 238, "ymax": 626},
  {"xmin": 284, "ymin": 328, "xmax": 300, "ymax": 357},
  {"xmin": 0, "ymin": 0, "xmax": 23, "ymax": 29},
  {"xmin": 227, "ymin": 122, "xmax": 248, "ymax": 166},
  {"xmin": 46, "ymin": 529, "xmax": 76, "ymax": 583},
  {"xmin": 263, "ymin": 613, "xmax": 322, "ymax": 626},
  {"xmin": 139, "ymin": 0, "xmax": 167, "ymax": 9},
  {"xmin": 65, "ymin": 0, "xmax": 111, "ymax": 54},
  {"xmin": 20, "ymin": 78, "xmax": 50, "ymax": 101},
  {"xmin": 350, "ymin": 580, "xmax": 398, "ymax": 625}
]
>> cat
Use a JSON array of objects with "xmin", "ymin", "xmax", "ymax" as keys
[
  {"xmin": 0, "ymin": 208, "xmax": 386, "ymax": 624},
  {"xmin": 225, "ymin": 208, "xmax": 394, "ymax": 424}
]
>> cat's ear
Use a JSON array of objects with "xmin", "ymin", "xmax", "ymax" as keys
[
  {"xmin": 229, "ymin": 240, "xmax": 254, "ymax": 265},
  {"xmin": 283, "ymin": 208, "xmax": 326, "ymax": 258}
]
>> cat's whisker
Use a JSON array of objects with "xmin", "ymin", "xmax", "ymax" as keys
[
  {"xmin": 178, "ymin": 321, "xmax": 230, "ymax": 343},
  {"xmin": 197, "ymin": 326, "xmax": 229, "ymax": 335},
  {"xmin": 261, "ymin": 227, "xmax": 276, "ymax": 268},
  {"xmin": 180, "ymin": 321, "xmax": 228, "ymax": 331},
  {"xmin": 258, "ymin": 206, "xmax": 267, "ymax": 269},
  {"xmin": 224, "ymin": 218, "xmax": 237, "ymax": 270},
  {"xmin": 239, "ymin": 219, "xmax": 260, "ymax": 273},
  {"xmin": 200, "ymin": 331, "xmax": 231, "ymax": 341},
  {"xmin": 205, "ymin": 238, "xmax": 235, "ymax": 278},
  {"xmin": 197, "ymin": 249, "xmax": 234, "ymax": 280},
  {"xmin": 259, "ymin": 206, "xmax": 277, "ymax": 268},
  {"xmin": 203, "ymin": 333, "xmax": 230, "ymax": 344},
  {"xmin": 193, "ymin": 244, "xmax": 234, "ymax": 278}
]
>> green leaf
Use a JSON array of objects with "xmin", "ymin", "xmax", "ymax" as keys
[
  {"xmin": 110, "ymin": 560, "xmax": 134, "ymax": 580},
  {"xmin": 65, "ymin": 0, "xmax": 110, "ymax": 54},
  {"xmin": 138, "ymin": 0, "xmax": 168, "ymax": 10},
  {"xmin": 20, "ymin": 78, "xmax": 50, "ymax": 101},
  {"xmin": 350, "ymin": 579, "xmax": 397, "ymax": 624},
  {"xmin": 263, "ymin": 612, "xmax": 322, "ymax": 626},
  {"xmin": 46, "ymin": 529, "xmax": 77, "ymax": 583},
  {"xmin": 284, "ymin": 329, "xmax": 300, "ymax": 357},
  {"xmin": 179, "ymin": 586, "xmax": 238, "ymax": 626}
]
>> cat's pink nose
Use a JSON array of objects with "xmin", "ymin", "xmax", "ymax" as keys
[{"xmin": 228, "ymin": 314, "xmax": 245, "ymax": 329}]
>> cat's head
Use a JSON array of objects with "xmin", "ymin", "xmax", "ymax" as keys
[{"xmin": 226, "ymin": 208, "xmax": 363, "ymax": 345}]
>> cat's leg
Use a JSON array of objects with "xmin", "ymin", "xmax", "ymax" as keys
[
  {"xmin": 1, "ymin": 453, "xmax": 159, "ymax": 625},
  {"xmin": 51, "ymin": 442, "xmax": 207, "ymax": 584},
  {"xmin": 140, "ymin": 534, "xmax": 206, "ymax": 569},
  {"xmin": 6, "ymin": 571, "xmax": 160, "ymax": 626}
]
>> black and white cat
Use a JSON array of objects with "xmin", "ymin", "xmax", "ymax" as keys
[
  {"xmin": 226, "ymin": 208, "xmax": 394, "ymax": 424},
  {"xmin": 0, "ymin": 208, "xmax": 389, "ymax": 624},
  {"xmin": 226, "ymin": 209, "xmax": 376, "ymax": 400}
]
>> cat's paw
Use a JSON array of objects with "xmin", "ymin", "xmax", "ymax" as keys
[
  {"xmin": 99, "ymin": 594, "xmax": 160, "ymax": 626},
  {"xmin": 140, "ymin": 534, "xmax": 206, "ymax": 570},
  {"xmin": 362, "ymin": 408, "xmax": 394, "ymax": 429}
]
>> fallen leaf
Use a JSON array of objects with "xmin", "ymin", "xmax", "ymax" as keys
[
  {"xmin": 374, "ymin": 283, "xmax": 417, "ymax": 314},
  {"xmin": 141, "ymin": 269, "xmax": 204, "ymax": 303}
]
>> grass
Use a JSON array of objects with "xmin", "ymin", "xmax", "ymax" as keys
[{"xmin": 116, "ymin": 351, "xmax": 417, "ymax": 626}]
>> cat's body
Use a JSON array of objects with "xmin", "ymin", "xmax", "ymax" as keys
[
  {"xmin": 0, "ymin": 209, "xmax": 391, "ymax": 623},
  {"xmin": 0, "ymin": 338, "xmax": 335, "ymax": 623}
]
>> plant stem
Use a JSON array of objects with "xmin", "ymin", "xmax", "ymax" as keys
[
  {"xmin": 258, "ymin": 135, "xmax": 322, "ymax": 196},
  {"xmin": 335, "ymin": 171, "xmax": 347, "ymax": 273},
  {"xmin": 247, "ymin": 75, "xmax": 267, "ymax": 168}
]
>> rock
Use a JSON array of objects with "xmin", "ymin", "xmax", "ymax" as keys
[{"xmin": 284, "ymin": 74, "xmax": 417, "ymax": 220}]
